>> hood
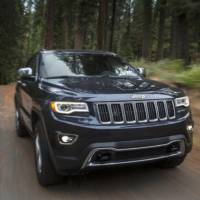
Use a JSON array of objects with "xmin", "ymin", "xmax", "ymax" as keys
[{"xmin": 41, "ymin": 76, "xmax": 184, "ymax": 98}]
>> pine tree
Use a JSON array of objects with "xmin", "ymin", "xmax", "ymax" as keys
[{"xmin": 0, "ymin": 0, "xmax": 24, "ymax": 84}]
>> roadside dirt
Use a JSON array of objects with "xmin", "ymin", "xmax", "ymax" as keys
[{"xmin": 185, "ymin": 89, "xmax": 200, "ymax": 147}]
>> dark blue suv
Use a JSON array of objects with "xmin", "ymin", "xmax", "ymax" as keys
[{"xmin": 15, "ymin": 50, "xmax": 193, "ymax": 186}]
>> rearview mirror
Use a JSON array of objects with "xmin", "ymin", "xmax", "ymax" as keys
[
  {"xmin": 17, "ymin": 67, "xmax": 33, "ymax": 78},
  {"xmin": 137, "ymin": 67, "xmax": 146, "ymax": 77}
]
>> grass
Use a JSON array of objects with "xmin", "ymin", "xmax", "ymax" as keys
[{"xmin": 131, "ymin": 59, "xmax": 200, "ymax": 88}]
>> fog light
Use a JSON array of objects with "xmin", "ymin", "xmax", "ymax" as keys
[
  {"xmin": 186, "ymin": 125, "xmax": 193, "ymax": 134},
  {"xmin": 57, "ymin": 132, "xmax": 78, "ymax": 145}
]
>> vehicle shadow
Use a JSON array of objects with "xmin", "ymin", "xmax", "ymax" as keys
[{"xmin": 46, "ymin": 163, "xmax": 187, "ymax": 200}]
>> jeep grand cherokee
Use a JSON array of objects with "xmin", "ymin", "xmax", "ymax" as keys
[{"xmin": 15, "ymin": 50, "xmax": 193, "ymax": 186}]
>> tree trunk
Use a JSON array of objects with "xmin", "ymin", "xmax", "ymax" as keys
[
  {"xmin": 109, "ymin": 0, "xmax": 117, "ymax": 51},
  {"xmin": 61, "ymin": 14, "xmax": 68, "ymax": 49},
  {"xmin": 142, "ymin": 0, "xmax": 152, "ymax": 59},
  {"xmin": 126, "ymin": 0, "xmax": 132, "ymax": 37},
  {"xmin": 97, "ymin": 0, "xmax": 108, "ymax": 50},
  {"xmin": 103, "ymin": 0, "xmax": 109, "ymax": 50},
  {"xmin": 170, "ymin": 13, "xmax": 177, "ymax": 58},
  {"xmin": 44, "ymin": 0, "xmax": 55, "ymax": 49},
  {"xmin": 156, "ymin": 0, "xmax": 166, "ymax": 60},
  {"xmin": 178, "ymin": 13, "xmax": 189, "ymax": 64},
  {"xmin": 170, "ymin": 12, "xmax": 189, "ymax": 64},
  {"xmin": 74, "ymin": 12, "xmax": 83, "ymax": 49}
]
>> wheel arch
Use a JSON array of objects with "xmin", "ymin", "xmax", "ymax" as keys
[
  {"xmin": 31, "ymin": 110, "xmax": 40, "ymax": 134},
  {"xmin": 31, "ymin": 109, "xmax": 46, "ymax": 137},
  {"xmin": 31, "ymin": 108, "xmax": 58, "ymax": 172}
]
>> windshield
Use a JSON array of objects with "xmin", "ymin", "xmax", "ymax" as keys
[{"xmin": 40, "ymin": 52, "xmax": 140, "ymax": 78}]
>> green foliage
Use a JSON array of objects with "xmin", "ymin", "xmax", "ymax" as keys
[
  {"xmin": 176, "ymin": 66, "xmax": 200, "ymax": 88},
  {"xmin": 131, "ymin": 59, "xmax": 200, "ymax": 88},
  {"xmin": 131, "ymin": 59, "xmax": 183, "ymax": 76}
]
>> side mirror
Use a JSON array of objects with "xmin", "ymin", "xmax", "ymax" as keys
[
  {"xmin": 17, "ymin": 67, "xmax": 33, "ymax": 78},
  {"xmin": 137, "ymin": 67, "xmax": 146, "ymax": 77}
]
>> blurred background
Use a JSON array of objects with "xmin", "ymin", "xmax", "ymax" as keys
[{"xmin": 0, "ymin": 0, "xmax": 200, "ymax": 87}]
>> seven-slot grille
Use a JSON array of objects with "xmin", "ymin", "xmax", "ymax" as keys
[{"xmin": 96, "ymin": 100, "xmax": 175, "ymax": 124}]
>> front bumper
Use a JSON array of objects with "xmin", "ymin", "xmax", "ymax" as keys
[
  {"xmin": 42, "ymin": 113, "xmax": 193, "ymax": 175},
  {"xmin": 82, "ymin": 137, "xmax": 186, "ymax": 169}
]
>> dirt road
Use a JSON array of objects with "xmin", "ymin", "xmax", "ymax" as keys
[{"xmin": 0, "ymin": 85, "xmax": 200, "ymax": 200}]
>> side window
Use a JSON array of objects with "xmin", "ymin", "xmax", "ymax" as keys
[{"xmin": 27, "ymin": 55, "xmax": 38, "ymax": 76}]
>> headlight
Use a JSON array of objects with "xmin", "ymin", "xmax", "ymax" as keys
[
  {"xmin": 50, "ymin": 102, "xmax": 89, "ymax": 114},
  {"xmin": 175, "ymin": 96, "xmax": 190, "ymax": 107}
]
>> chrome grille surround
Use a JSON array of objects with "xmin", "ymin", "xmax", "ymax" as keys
[
  {"xmin": 96, "ymin": 99, "xmax": 176, "ymax": 125},
  {"xmin": 81, "ymin": 139, "xmax": 185, "ymax": 169}
]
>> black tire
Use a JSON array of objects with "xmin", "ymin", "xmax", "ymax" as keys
[
  {"xmin": 34, "ymin": 121, "xmax": 61, "ymax": 186},
  {"xmin": 15, "ymin": 108, "xmax": 28, "ymax": 137},
  {"xmin": 156, "ymin": 156, "xmax": 186, "ymax": 169}
]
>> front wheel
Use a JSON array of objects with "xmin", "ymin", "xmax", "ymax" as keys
[
  {"xmin": 15, "ymin": 108, "xmax": 28, "ymax": 137},
  {"xmin": 34, "ymin": 121, "xmax": 61, "ymax": 186}
]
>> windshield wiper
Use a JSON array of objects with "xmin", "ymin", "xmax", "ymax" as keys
[
  {"xmin": 99, "ymin": 74, "xmax": 113, "ymax": 78},
  {"xmin": 99, "ymin": 71, "xmax": 117, "ymax": 77},
  {"xmin": 45, "ymin": 76, "xmax": 75, "ymax": 79}
]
